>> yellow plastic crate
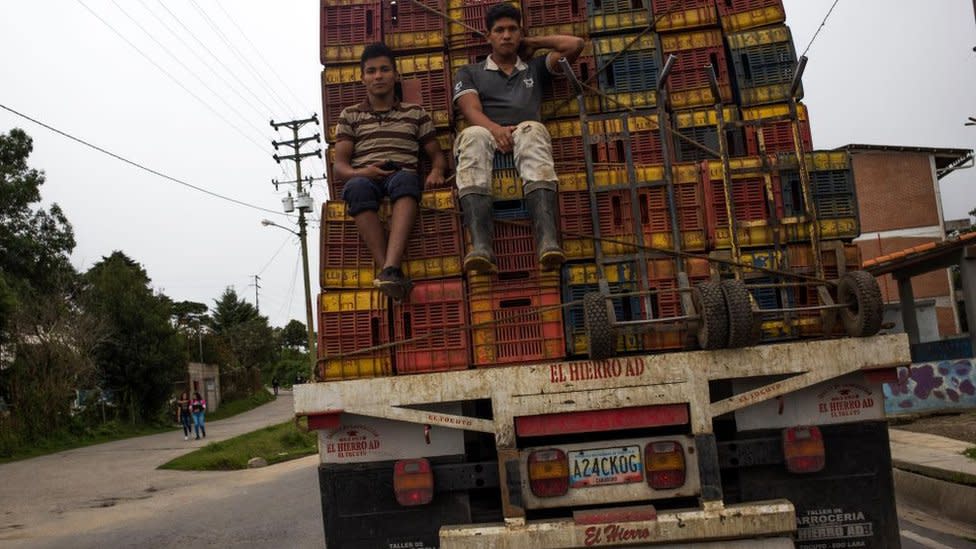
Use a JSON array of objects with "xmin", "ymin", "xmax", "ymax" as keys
[
  {"xmin": 674, "ymin": 106, "xmax": 739, "ymax": 129},
  {"xmin": 659, "ymin": 28, "xmax": 723, "ymax": 52},
  {"xmin": 777, "ymin": 150, "xmax": 851, "ymax": 172},
  {"xmin": 741, "ymin": 102, "xmax": 809, "ymax": 122},
  {"xmin": 564, "ymin": 262, "xmax": 636, "ymax": 285},
  {"xmin": 670, "ymin": 84, "xmax": 732, "ymax": 110},
  {"xmin": 726, "ymin": 25, "xmax": 792, "ymax": 49},
  {"xmin": 593, "ymin": 33, "xmax": 656, "ymax": 56},
  {"xmin": 320, "ymin": 355, "xmax": 393, "ymax": 380},
  {"xmin": 720, "ymin": 5, "xmax": 786, "ymax": 33},
  {"xmin": 600, "ymin": 90, "xmax": 658, "ymax": 111},
  {"xmin": 654, "ymin": 4, "xmax": 718, "ymax": 32},
  {"xmin": 386, "ymin": 30, "xmax": 446, "ymax": 52},
  {"xmin": 320, "ymin": 289, "xmax": 385, "ymax": 312},
  {"xmin": 589, "ymin": 11, "xmax": 649, "ymax": 34}
]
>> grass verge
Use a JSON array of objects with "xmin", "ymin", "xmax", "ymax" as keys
[
  {"xmin": 206, "ymin": 390, "xmax": 275, "ymax": 422},
  {"xmin": 965, "ymin": 447, "xmax": 976, "ymax": 461},
  {"xmin": 158, "ymin": 419, "xmax": 317, "ymax": 471}
]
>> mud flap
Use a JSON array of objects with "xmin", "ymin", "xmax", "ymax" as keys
[{"xmin": 722, "ymin": 421, "xmax": 900, "ymax": 549}]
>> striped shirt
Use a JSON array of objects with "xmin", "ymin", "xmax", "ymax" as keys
[{"xmin": 334, "ymin": 100, "xmax": 436, "ymax": 172}]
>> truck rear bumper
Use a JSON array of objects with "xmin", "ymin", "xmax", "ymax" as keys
[{"xmin": 440, "ymin": 500, "xmax": 796, "ymax": 548}]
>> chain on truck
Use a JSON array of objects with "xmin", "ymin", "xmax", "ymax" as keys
[{"xmin": 301, "ymin": 0, "xmax": 910, "ymax": 547}]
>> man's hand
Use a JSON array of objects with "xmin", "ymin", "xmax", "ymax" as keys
[
  {"xmin": 491, "ymin": 124, "xmax": 517, "ymax": 153},
  {"xmin": 356, "ymin": 162, "xmax": 395, "ymax": 181},
  {"xmin": 425, "ymin": 169, "xmax": 445, "ymax": 187}
]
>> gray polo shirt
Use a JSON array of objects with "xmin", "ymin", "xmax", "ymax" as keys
[{"xmin": 453, "ymin": 55, "xmax": 554, "ymax": 126}]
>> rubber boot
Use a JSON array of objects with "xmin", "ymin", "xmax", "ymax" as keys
[
  {"xmin": 460, "ymin": 194, "xmax": 497, "ymax": 274},
  {"xmin": 526, "ymin": 188, "xmax": 566, "ymax": 271}
]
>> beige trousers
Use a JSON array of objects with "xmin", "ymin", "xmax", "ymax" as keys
[{"xmin": 454, "ymin": 121, "xmax": 559, "ymax": 198}]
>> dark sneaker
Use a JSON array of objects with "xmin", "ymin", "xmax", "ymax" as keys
[{"xmin": 374, "ymin": 266, "xmax": 413, "ymax": 301}]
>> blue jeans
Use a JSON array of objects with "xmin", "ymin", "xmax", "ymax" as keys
[
  {"xmin": 193, "ymin": 411, "xmax": 206, "ymax": 438},
  {"xmin": 342, "ymin": 171, "xmax": 422, "ymax": 216},
  {"xmin": 180, "ymin": 413, "xmax": 192, "ymax": 437}
]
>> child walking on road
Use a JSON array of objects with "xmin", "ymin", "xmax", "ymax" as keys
[
  {"xmin": 191, "ymin": 392, "xmax": 207, "ymax": 439},
  {"xmin": 176, "ymin": 392, "xmax": 192, "ymax": 441}
]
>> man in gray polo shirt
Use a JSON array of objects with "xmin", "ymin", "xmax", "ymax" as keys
[{"xmin": 453, "ymin": 2, "xmax": 584, "ymax": 274}]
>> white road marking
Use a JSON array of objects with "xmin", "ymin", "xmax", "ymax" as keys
[{"xmin": 901, "ymin": 528, "xmax": 958, "ymax": 549}]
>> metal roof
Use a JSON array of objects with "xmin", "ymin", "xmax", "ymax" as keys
[{"xmin": 838, "ymin": 144, "xmax": 974, "ymax": 180}]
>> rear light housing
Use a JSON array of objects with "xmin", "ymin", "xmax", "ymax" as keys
[
  {"xmin": 645, "ymin": 441, "xmax": 686, "ymax": 490},
  {"xmin": 783, "ymin": 426, "xmax": 826, "ymax": 474},
  {"xmin": 528, "ymin": 448, "xmax": 569, "ymax": 497},
  {"xmin": 394, "ymin": 458, "xmax": 434, "ymax": 506}
]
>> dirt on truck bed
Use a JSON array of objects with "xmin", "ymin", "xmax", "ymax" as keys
[{"xmin": 891, "ymin": 410, "xmax": 976, "ymax": 445}]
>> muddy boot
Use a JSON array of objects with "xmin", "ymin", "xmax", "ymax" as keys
[
  {"xmin": 526, "ymin": 188, "xmax": 566, "ymax": 271},
  {"xmin": 460, "ymin": 194, "xmax": 497, "ymax": 274}
]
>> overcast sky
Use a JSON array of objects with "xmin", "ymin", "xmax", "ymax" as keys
[{"xmin": 1, "ymin": 0, "xmax": 974, "ymax": 329}]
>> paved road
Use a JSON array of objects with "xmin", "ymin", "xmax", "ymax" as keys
[
  {"xmin": 3, "ymin": 393, "xmax": 975, "ymax": 548},
  {"xmin": 0, "ymin": 390, "xmax": 323, "ymax": 548}
]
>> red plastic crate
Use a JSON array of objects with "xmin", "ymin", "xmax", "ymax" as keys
[
  {"xmin": 665, "ymin": 45, "xmax": 730, "ymax": 93},
  {"xmin": 320, "ymin": 2, "xmax": 382, "ymax": 64},
  {"xmin": 551, "ymin": 134, "xmax": 584, "ymax": 165},
  {"xmin": 701, "ymin": 158, "xmax": 786, "ymax": 248},
  {"xmin": 643, "ymin": 178, "xmax": 706, "ymax": 250},
  {"xmin": 323, "ymin": 80, "xmax": 368, "ymax": 141},
  {"xmin": 383, "ymin": 0, "xmax": 447, "ymax": 51},
  {"xmin": 317, "ymin": 290, "xmax": 391, "ymax": 379},
  {"xmin": 523, "ymin": 0, "xmax": 586, "ymax": 27},
  {"xmin": 745, "ymin": 118, "xmax": 813, "ymax": 155},
  {"xmin": 592, "ymin": 189, "xmax": 654, "ymax": 255},
  {"xmin": 403, "ymin": 193, "xmax": 463, "ymax": 262},
  {"xmin": 543, "ymin": 56, "xmax": 597, "ymax": 118},
  {"xmin": 394, "ymin": 279, "xmax": 470, "ymax": 373},
  {"xmin": 599, "ymin": 131, "xmax": 664, "ymax": 166},
  {"xmin": 558, "ymin": 189, "xmax": 593, "ymax": 239},
  {"xmin": 643, "ymin": 257, "xmax": 710, "ymax": 319},
  {"xmin": 449, "ymin": 0, "xmax": 508, "ymax": 50},
  {"xmin": 470, "ymin": 283, "xmax": 565, "ymax": 366},
  {"xmin": 400, "ymin": 69, "xmax": 453, "ymax": 129}
]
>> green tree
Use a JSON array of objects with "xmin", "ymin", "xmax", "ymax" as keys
[
  {"xmin": 208, "ymin": 288, "xmax": 275, "ymax": 398},
  {"xmin": 0, "ymin": 128, "xmax": 75, "ymax": 297},
  {"xmin": 82, "ymin": 252, "xmax": 187, "ymax": 422},
  {"xmin": 210, "ymin": 287, "xmax": 259, "ymax": 334},
  {"xmin": 281, "ymin": 319, "xmax": 308, "ymax": 349}
]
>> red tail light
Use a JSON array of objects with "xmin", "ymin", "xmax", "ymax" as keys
[
  {"xmin": 783, "ymin": 426, "xmax": 825, "ymax": 474},
  {"xmin": 394, "ymin": 458, "xmax": 433, "ymax": 506},
  {"xmin": 645, "ymin": 441, "xmax": 686, "ymax": 490},
  {"xmin": 528, "ymin": 449, "xmax": 569, "ymax": 497}
]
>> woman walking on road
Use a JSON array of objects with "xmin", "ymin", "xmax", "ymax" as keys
[
  {"xmin": 191, "ymin": 392, "xmax": 207, "ymax": 439},
  {"xmin": 176, "ymin": 392, "xmax": 192, "ymax": 441}
]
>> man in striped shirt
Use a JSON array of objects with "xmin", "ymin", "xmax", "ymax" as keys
[{"xmin": 333, "ymin": 43, "xmax": 447, "ymax": 300}]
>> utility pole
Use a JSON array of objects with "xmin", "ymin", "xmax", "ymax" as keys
[
  {"xmin": 271, "ymin": 114, "xmax": 322, "ymax": 380},
  {"xmin": 249, "ymin": 274, "xmax": 262, "ymax": 312}
]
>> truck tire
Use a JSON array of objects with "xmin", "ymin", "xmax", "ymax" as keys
[
  {"xmin": 692, "ymin": 282, "xmax": 728, "ymax": 350},
  {"xmin": 584, "ymin": 292, "xmax": 616, "ymax": 360},
  {"xmin": 837, "ymin": 270, "xmax": 883, "ymax": 337},
  {"xmin": 722, "ymin": 280, "xmax": 757, "ymax": 348}
]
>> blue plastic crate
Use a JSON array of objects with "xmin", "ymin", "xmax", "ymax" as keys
[
  {"xmin": 781, "ymin": 169, "xmax": 857, "ymax": 219},
  {"xmin": 732, "ymin": 43, "xmax": 798, "ymax": 87},
  {"xmin": 492, "ymin": 199, "xmax": 529, "ymax": 219},
  {"xmin": 493, "ymin": 151, "xmax": 515, "ymax": 170},
  {"xmin": 596, "ymin": 51, "xmax": 660, "ymax": 94},
  {"xmin": 747, "ymin": 276, "xmax": 796, "ymax": 311}
]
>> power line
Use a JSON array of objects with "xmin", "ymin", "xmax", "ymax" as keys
[
  {"xmin": 257, "ymin": 232, "xmax": 296, "ymax": 276},
  {"xmin": 75, "ymin": 0, "xmax": 268, "ymax": 155},
  {"xmin": 109, "ymin": 0, "xmax": 271, "ymax": 142},
  {"xmin": 213, "ymin": 0, "xmax": 309, "ymax": 116},
  {"xmin": 187, "ymin": 0, "xmax": 296, "ymax": 118},
  {"xmin": 0, "ymin": 102, "xmax": 290, "ymax": 217},
  {"xmin": 135, "ymin": 0, "xmax": 269, "ymax": 122},
  {"xmin": 154, "ymin": 0, "xmax": 280, "ymax": 118},
  {"xmin": 801, "ymin": 0, "xmax": 842, "ymax": 58}
]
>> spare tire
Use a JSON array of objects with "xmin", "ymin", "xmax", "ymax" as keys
[
  {"xmin": 837, "ymin": 271, "xmax": 883, "ymax": 337},
  {"xmin": 692, "ymin": 282, "xmax": 728, "ymax": 350},
  {"xmin": 584, "ymin": 292, "xmax": 616, "ymax": 360},
  {"xmin": 722, "ymin": 279, "xmax": 758, "ymax": 348}
]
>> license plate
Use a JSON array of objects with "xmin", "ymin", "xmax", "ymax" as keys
[{"xmin": 569, "ymin": 445, "xmax": 643, "ymax": 488}]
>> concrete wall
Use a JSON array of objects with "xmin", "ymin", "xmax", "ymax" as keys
[
  {"xmin": 188, "ymin": 362, "xmax": 221, "ymax": 411},
  {"xmin": 883, "ymin": 300, "xmax": 940, "ymax": 343},
  {"xmin": 884, "ymin": 359, "xmax": 976, "ymax": 415}
]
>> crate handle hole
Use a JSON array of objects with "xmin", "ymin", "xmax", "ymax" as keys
[{"xmin": 499, "ymin": 298, "xmax": 532, "ymax": 308}]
